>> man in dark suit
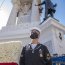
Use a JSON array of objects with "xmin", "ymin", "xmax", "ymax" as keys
[{"xmin": 19, "ymin": 27, "xmax": 52, "ymax": 65}]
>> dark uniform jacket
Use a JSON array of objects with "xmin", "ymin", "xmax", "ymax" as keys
[{"xmin": 19, "ymin": 44, "xmax": 52, "ymax": 65}]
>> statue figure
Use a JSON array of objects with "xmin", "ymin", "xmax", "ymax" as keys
[
  {"xmin": 20, "ymin": 3, "xmax": 32, "ymax": 15},
  {"xmin": 17, "ymin": 2, "xmax": 32, "ymax": 17},
  {"xmin": 35, "ymin": 0, "xmax": 57, "ymax": 21},
  {"xmin": 16, "ymin": 2, "xmax": 32, "ymax": 24}
]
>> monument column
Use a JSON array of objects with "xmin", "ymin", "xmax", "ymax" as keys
[
  {"xmin": 31, "ymin": 0, "xmax": 40, "ymax": 23},
  {"xmin": 6, "ymin": 0, "xmax": 20, "ymax": 26}
]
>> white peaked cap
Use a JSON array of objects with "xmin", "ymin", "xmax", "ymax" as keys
[{"xmin": 30, "ymin": 27, "xmax": 41, "ymax": 33}]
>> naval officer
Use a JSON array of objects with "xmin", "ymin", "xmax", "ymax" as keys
[{"xmin": 19, "ymin": 27, "xmax": 52, "ymax": 65}]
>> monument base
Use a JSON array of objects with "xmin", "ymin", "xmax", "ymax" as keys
[
  {"xmin": 39, "ymin": 17, "xmax": 65, "ymax": 56},
  {"xmin": 0, "ymin": 17, "xmax": 65, "ymax": 56}
]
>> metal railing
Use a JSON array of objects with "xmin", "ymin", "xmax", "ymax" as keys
[{"xmin": 52, "ymin": 56, "xmax": 65, "ymax": 65}]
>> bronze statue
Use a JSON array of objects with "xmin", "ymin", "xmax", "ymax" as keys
[{"xmin": 35, "ymin": 0, "xmax": 57, "ymax": 21}]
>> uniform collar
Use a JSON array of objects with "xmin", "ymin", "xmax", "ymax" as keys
[{"xmin": 30, "ymin": 43, "xmax": 41, "ymax": 50}]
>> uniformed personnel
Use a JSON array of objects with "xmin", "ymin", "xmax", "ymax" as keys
[{"xmin": 19, "ymin": 27, "xmax": 52, "ymax": 65}]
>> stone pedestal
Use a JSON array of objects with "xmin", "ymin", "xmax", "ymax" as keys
[
  {"xmin": 39, "ymin": 17, "xmax": 65, "ymax": 56},
  {"xmin": 0, "ymin": 22, "xmax": 39, "ymax": 46},
  {"xmin": 0, "ymin": 17, "xmax": 65, "ymax": 56}
]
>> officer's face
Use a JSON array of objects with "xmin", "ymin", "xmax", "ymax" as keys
[{"xmin": 30, "ymin": 29, "xmax": 40, "ymax": 39}]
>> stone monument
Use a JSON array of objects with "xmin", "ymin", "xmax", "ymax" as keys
[
  {"xmin": 0, "ymin": 0, "xmax": 41, "ymax": 45},
  {"xmin": 0, "ymin": 0, "xmax": 65, "ymax": 60}
]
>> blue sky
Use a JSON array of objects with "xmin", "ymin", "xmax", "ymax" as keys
[
  {"xmin": 53, "ymin": 0, "xmax": 65, "ymax": 25},
  {"xmin": 0, "ymin": 0, "xmax": 65, "ymax": 29}
]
